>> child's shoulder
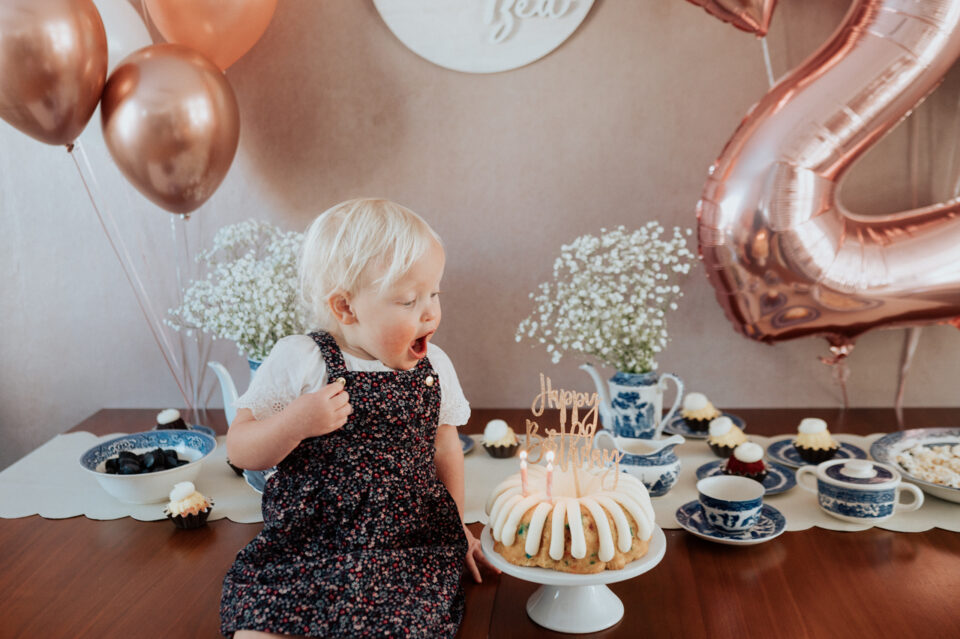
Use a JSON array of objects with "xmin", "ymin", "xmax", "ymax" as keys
[
  {"xmin": 263, "ymin": 334, "xmax": 323, "ymax": 366},
  {"xmin": 272, "ymin": 333, "xmax": 322, "ymax": 355},
  {"xmin": 426, "ymin": 341, "xmax": 455, "ymax": 368}
]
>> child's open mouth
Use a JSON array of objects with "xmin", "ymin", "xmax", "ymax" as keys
[{"xmin": 410, "ymin": 333, "xmax": 431, "ymax": 359}]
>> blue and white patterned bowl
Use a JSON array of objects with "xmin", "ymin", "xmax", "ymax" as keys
[
  {"xmin": 79, "ymin": 430, "xmax": 217, "ymax": 504},
  {"xmin": 870, "ymin": 428, "xmax": 960, "ymax": 504}
]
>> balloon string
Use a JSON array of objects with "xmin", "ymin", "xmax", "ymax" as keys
[
  {"xmin": 69, "ymin": 140, "xmax": 193, "ymax": 412},
  {"xmin": 819, "ymin": 342, "xmax": 853, "ymax": 409},
  {"xmin": 895, "ymin": 327, "xmax": 922, "ymax": 428},
  {"xmin": 760, "ymin": 36, "xmax": 775, "ymax": 88},
  {"xmin": 169, "ymin": 215, "xmax": 197, "ymax": 421},
  {"xmin": 73, "ymin": 140, "xmax": 188, "ymax": 403}
]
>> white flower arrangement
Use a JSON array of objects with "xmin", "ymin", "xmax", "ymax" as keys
[
  {"xmin": 166, "ymin": 219, "xmax": 307, "ymax": 362},
  {"xmin": 516, "ymin": 223, "xmax": 696, "ymax": 374}
]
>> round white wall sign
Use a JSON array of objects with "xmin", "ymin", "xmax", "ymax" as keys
[{"xmin": 373, "ymin": 0, "xmax": 595, "ymax": 74}]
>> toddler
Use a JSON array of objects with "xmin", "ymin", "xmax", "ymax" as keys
[{"xmin": 220, "ymin": 199, "xmax": 496, "ymax": 638}]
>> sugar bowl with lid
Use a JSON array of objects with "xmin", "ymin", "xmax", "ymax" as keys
[{"xmin": 796, "ymin": 459, "xmax": 924, "ymax": 524}]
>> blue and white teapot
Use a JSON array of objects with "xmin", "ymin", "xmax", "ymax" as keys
[{"xmin": 580, "ymin": 363, "xmax": 684, "ymax": 440}]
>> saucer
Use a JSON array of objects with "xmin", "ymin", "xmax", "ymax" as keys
[
  {"xmin": 766, "ymin": 436, "xmax": 867, "ymax": 468},
  {"xmin": 459, "ymin": 433, "xmax": 475, "ymax": 455},
  {"xmin": 695, "ymin": 460, "xmax": 796, "ymax": 495},
  {"xmin": 675, "ymin": 501, "xmax": 786, "ymax": 546},
  {"xmin": 663, "ymin": 413, "xmax": 745, "ymax": 439}
]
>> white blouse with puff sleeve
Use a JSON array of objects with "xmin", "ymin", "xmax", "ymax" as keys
[{"xmin": 234, "ymin": 335, "xmax": 471, "ymax": 427}]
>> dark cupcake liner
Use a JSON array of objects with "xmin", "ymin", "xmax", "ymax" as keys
[
  {"xmin": 226, "ymin": 458, "xmax": 245, "ymax": 477},
  {"xmin": 708, "ymin": 441, "xmax": 738, "ymax": 459},
  {"xmin": 721, "ymin": 467, "xmax": 768, "ymax": 483},
  {"xmin": 793, "ymin": 443, "xmax": 838, "ymax": 464},
  {"xmin": 165, "ymin": 504, "xmax": 212, "ymax": 529},
  {"xmin": 683, "ymin": 416, "xmax": 713, "ymax": 432},
  {"xmin": 483, "ymin": 442, "xmax": 520, "ymax": 458}
]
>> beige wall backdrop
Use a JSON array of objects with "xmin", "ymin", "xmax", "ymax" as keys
[{"xmin": 4, "ymin": 0, "xmax": 960, "ymax": 469}]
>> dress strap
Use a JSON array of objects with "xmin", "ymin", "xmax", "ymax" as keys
[{"xmin": 308, "ymin": 331, "xmax": 348, "ymax": 378}]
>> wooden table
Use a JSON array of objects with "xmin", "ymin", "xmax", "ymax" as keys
[{"xmin": 1, "ymin": 408, "xmax": 959, "ymax": 638}]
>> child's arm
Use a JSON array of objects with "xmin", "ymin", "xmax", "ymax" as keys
[
  {"xmin": 435, "ymin": 424, "xmax": 500, "ymax": 582},
  {"xmin": 226, "ymin": 382, "xmax": 352, "ymax": 470}
]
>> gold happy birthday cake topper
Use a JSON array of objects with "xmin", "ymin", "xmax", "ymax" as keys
[{"xmin": 523, "ymin": 373, "xmax": 624, "ymax": 489}]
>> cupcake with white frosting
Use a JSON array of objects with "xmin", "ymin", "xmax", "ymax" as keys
[
  {"xmin": 793, "ymin": 418, "xmax": 839, "ymax": 464},
  {"xmin": 482, "ymin": 419, "xmax": 519, "ymax": 458},
  {"xmin": 164, "ymin": 481, "xmax": 213, "ymax": 529},
  {"xmin": 722, "ymin": 442, "xmax": 767, "ymax": 482},
  {"xmin": 681, "ymin": 393, "xmax": 721, "ymax": 432},
  {"xmin": 707, "ymin": 416, "xmax": 747, "ymax": 458}
]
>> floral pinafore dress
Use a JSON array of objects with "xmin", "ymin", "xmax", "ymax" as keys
[{"xmin": 220, "ymin": 331, "xmax": 467, "ymax": 638}]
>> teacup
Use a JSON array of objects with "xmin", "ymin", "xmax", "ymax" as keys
[
  {"xmin": 696, "ymin": 475, "xmax": 765, "ymax": 533},
  {"xmin": 796, "ymin": 459, "xmax": 923, "ymax": 525}
]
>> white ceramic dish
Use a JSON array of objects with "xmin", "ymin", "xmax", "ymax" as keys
[
  {"xmin": 870, "ymin": 428, "xmax": 960, "ymax": 504},
  {"xmin": 79, "ymin": 430, "xmax": 216, "ymax": 504},
  {"xmin": 481, "ymin": 526, "xmax": 666, "ymax": 633}
]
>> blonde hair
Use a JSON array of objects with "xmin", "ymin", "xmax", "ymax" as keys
[{"xmin": 299, "ymin": 198, "xmax": 443, "ymax": 331}]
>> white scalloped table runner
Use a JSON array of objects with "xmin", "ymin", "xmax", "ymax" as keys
[{"xmin": 1, "ymin": 432, "xmax": 957, "ymax": 531}]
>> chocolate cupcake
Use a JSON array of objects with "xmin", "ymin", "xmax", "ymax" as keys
[
  {"xmin": 156, "ymin": 408, "xmax": 189, "ymax": 430},
  {"xmin": 482, "ymin": 419, "xmax": 520, "ymax": 458},
  {"xmin": 707, "ymin": 416, "xmax": 747, "ymax": 458},
  {"xmin": 722, "ymin": 442, "xmax": 768, "ymax": 483},
  {"xmin": 793, "ymin": 418, "xmax": 839, "ymax": 464},
  {"xmin": 680, "ymin": 393, "xmax": 721, "ymax": 432},
  {"xmin": 164, "ymin": 481, "xmax": 213, "ymax": 529}
]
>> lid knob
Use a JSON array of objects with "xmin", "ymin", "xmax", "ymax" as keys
[{"xmin": 842, "ymin": 459, "xmax": 876, "ymax": 479}]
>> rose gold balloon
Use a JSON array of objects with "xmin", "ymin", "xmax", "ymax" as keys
[
  {"xmin": 144, "ymin": 0, "xmax": 277, "ymax": 70},
  {"xmin": 101, "ymin": 44, "xmax": 240, "ymax": 214},
  {"xmin": 687, "ymin": 0, "xmax": 777, "ymax": 37},
  {"xmin": 0, "ymin": 0, "xmax": 107, "ymax": 146},
  {"xmin": 698, "ymin": 0, "xmax": 960, "ymax": 349}
]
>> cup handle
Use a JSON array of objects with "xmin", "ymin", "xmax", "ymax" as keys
[
  {"xmin": 895, "ymin": 483, "xmax": 925, "ymax": 513},
  {"xmin": 656, "ymin": 373, "xmax": 684, "ymax": 438},
  {"xmin": 795, "ymin": 466, "xmax": 818, "ymax": 494}
]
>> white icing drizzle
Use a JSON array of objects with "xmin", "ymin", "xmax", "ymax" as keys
[
  {"xmin": 581, "ymin": 498, "xmax": 616, "ymax": 561},
  {"xmin": 492, "ymin": 494, "xmax": 523, "ymax": 541},
  {"xmin": 566, "ymin": 500, "xmax": 586, "ymax": 559},
  {"xmin": 549, "ymin": 501, "xmax": 568, "ymax": 560},
  {"xmin": 524, "ymin": 502, "xmax": 554, "ymax": 557},
  {"xmin": 502, "ymin": 494, "xmax": 544, "ymax": 546},
  {"xmin": 594, "ymin": 495, "xmax": 633, "ymax": 553}
]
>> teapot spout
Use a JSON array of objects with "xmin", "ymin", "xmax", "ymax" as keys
[
  {"xmin": 208, "ymin": 361, "xmax": 239, "ymax": 427},
  {"xmin": 579, "ymin": 363, "xmax": 613, "ymax": 428}
]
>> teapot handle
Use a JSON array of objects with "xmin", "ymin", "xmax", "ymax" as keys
[{"xmin": 656, "ymin": 373, "xmax": 684, "ymax": 438}]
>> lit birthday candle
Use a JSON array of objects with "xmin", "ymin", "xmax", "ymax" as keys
[
  {"xmin": 519, "ymin": 449, "xmax": 529, "ymax": 496},
  {"xmin": 545, "ymin": 450, "xmax": 555, "ymax": 501}
]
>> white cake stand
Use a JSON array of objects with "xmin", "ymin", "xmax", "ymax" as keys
[{"xmin": 481, "ymin": 525, "xmax": 667, "ymax": 633}]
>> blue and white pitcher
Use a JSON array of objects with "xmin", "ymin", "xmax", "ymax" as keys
[{"xmin": 580, "ymin": 363, "xmax": 684, "ymax": 439}]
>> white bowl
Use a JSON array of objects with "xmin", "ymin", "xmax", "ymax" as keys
[{"xmin": 79, "ymin": 430, "xmax": 217, "ymax": 504}]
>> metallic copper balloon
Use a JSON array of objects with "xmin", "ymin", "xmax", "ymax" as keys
[
  {"xmin": 698, "ymin": 0, "xmax": 960, "ymax": 349},
  {"xmin": 686, "ymin": 0, "xmax": 777, "ymax": 37},
  {"xmin": 101, "ymin": 44, "xmax": 240, "ymax": 214},
  {"xmin": 144, "ymin": 0, "xmax": 277, "ymax": 70},
  {"xmin": 0, "ymin": 0, "xmax": 107, "ymax": 146}
]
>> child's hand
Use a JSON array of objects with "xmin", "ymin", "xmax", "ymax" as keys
[
  {"xmin": 463, "ymin": 525, "xmax": 500, "ymax": 583},
  {"xmin": 287, "ymin": 381, "xmax": 352, "ymax": 440}
]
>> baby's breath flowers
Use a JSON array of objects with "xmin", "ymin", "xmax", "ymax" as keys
[
  {"xmin": 516, "ymin": 223, "xmax": 696, "ymax": 374},
  {"xmin": 166, "ymin": 220, "xmax": 307, "ymax": 362}
]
